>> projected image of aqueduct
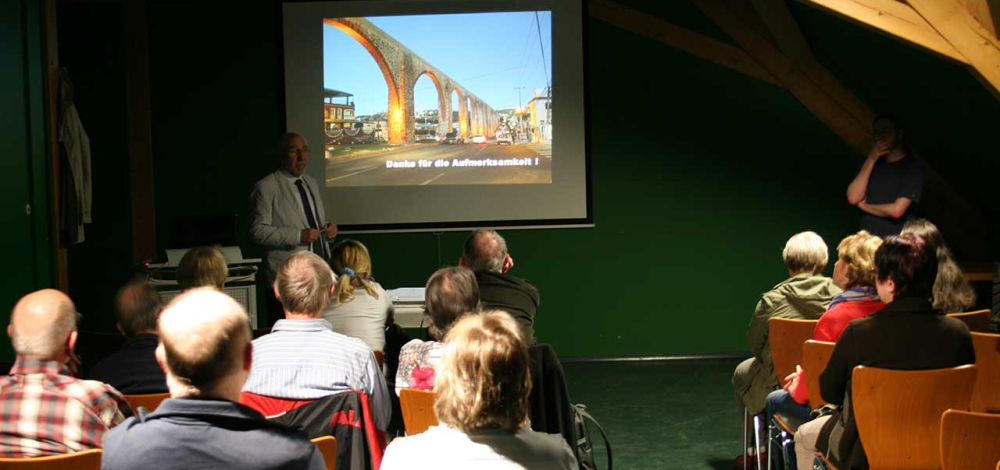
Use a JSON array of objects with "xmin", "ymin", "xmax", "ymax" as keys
[{"xmin": 324, "ymin": 17, "xmax": 501, "ymax": 145}]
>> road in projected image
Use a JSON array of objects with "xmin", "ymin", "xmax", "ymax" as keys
[{"xmin": 326, "ymin": 141, "xmax": 551, "ymax": 186}]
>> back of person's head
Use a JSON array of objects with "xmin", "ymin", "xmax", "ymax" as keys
[
  {"xmin": 275, "ymin": 251, "xmax": 335, "ymax": 316},
  {"xmin": 901, "ymin": 218, "xmax": 975, "ymax": 311},
  {"xmin": 875, "ymin": 233, "xmax": 937, "ymax": 301},
  {"xmin": 9, "ymin": 289, "xmax": 78, "ymax": 360},
  {"xmin": 115, "ymin": 283, "xmax": 163, "ymax": 337},
  {"xmin": 434, "ymin": 311, "xmax": 530, "ymax": 433},
  {"xmin": 424, "ymin": 266, "xmax": 480, "ymax": 340},
  {"xmin": 157, "ymin": 288, "xmax": 251, "ymax": 398},
  {"xmin": 330, "ymin": 239, "xmax": 379, "ymax": 304},
  {"xmin": 782, "ymin": 231, "xmax": 829, "ymax": 274},
  {"xmin": 462, "ymin": 229, "xmax": 508, "ymax": 273},
  {"xmin": 837, "ymin": 231, "xmax": 882, "ymax": 289},
  {"xmin": 176, "ymin": 246, "xmax": 228, "ymax": 291}
]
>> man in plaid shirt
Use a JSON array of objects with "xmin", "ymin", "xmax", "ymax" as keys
[{"xmin": 0, "ymin": 289, "xmax": 131, "ymax": 458}]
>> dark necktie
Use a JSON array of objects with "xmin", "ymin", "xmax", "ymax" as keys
[{"xmin": 294, "ymin": 179, "xmax": 326, "ymax": 259}]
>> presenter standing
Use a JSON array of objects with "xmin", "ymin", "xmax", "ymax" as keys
[{"xmin": 250, "ymin": 133, "xmax": 337, "ymax": 323}]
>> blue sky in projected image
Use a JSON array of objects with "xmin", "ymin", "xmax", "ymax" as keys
[{"xmin": 323, "ymin": 12, "xmax": 551, "ymax": 115}]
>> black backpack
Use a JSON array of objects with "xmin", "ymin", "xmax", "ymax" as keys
[{"xmin": 573, "ymin": 404, "xmax": 612, "ymax": 470}]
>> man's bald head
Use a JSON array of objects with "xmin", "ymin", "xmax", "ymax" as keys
[
  {"xmin": 9, "ymin": 289, "xmax": 77, "ymax": 359},
  {"xmin": 462, "ymin": 229, "xmax": 508, "ymax": 273},
  {"xmin": 158, "ymin": 288, "xmax": 251, "ymax": 397},
  {"xmin": 115, "ymin": 283, "xmax": 163, "ymax": 337}
]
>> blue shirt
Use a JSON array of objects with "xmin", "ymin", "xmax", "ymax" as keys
[{"xmin": 242, "ymin": 318, "xmax": 390, "ymax": 430}]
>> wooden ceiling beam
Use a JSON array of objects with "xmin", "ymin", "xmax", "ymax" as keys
[
  {"xmin": 793, "ymin": 0, "xmax": 970, "ymax": 65},
  {"xmin": 959, "ymin": 0, "xmax": 1000, "ymax": 38},
  {"xmin": 692, "ymin": 0, "xmax": 872, "ymax": 154},
  {"xmin": 907, "ymin": 0, "xmax": 1000, "ymax": 99},
  {"xmin": 587, "ymin": 0, "xmax": 781, "ymax": 86}
]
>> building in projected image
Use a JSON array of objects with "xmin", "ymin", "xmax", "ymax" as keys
[
  {"xmin": 527, "ymin": 87, "xmax": 551, "ymax": 143},
  {"xmin": 324, "ymin": 88, "xmax": 356, "ymax": 131}
]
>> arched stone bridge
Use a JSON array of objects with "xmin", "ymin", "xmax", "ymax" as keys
[{"xmin": 324, "ymin": 17, "xmax": 502, "ymax": 145}]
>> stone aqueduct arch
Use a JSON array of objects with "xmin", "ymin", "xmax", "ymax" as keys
[{"xmin": 324, "ymin": 17, "xmax": 501, "ymax": 145}]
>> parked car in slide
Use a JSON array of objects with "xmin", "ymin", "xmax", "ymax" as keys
[
  {"xmin": 471, "ymin": 135, "xmax": 487, "ymax": 144},
  {"xmin": 444, "ymin": 132, "xmax": 464, "ymax": 144},
  {"xmin": 496, "ymin": 134, "xmax": 513, "ymax": 145}
]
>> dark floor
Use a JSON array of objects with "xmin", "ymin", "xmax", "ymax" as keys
[{"xmin": 562, "ymin": 357, "xmax": 744, "ymax": 470}]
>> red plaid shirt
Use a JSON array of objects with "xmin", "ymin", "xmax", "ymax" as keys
[{"xmin": 0, "ymin": 358, "xmax": 131, "ymax": 457}]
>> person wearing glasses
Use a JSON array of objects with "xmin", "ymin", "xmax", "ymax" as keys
[{"xmin": 250, "ymin": 133, "xmax": 337, "ymax": 322}]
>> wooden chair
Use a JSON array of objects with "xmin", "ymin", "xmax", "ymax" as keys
[
  {"xmin": 399, "ymin": 389, "xmax": 438, "ymax": 436},
  {"xmin": 311, "ymin": 436, "xmax": 337, "ymax": 470},
  {"xmin": 768, "ymin": 318, "xmax": 819, "ymax": 387},
  {"xmin": 947, "ymin": 309, "xmax": 991, "ymax": 333},
  {"xmin": 970, "ymin": 332, "xmax": 1000, "ymax": 413},
  {"xmin": 123, "ymin": 392, "xmax": 170, "ymax": 413},
  {"xmin": 802, "ymin": 340, "xmax": 836, "ymax": 408},
  {"xmin": 940, "ymin": 409, "xmax": 1000, "ymax": 470},
  {"xmin": 853, "ymin": 365, "xmax": 978, "ymax": 470},
  {"xmin": 373, "ymin": 350, "xmax": 384, "ymax": 369},
  {"xmin": 0, "ymin": 449, "xmax": 102, "ymax": 469}
]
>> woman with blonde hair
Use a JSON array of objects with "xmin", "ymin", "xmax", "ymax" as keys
[
  {"xmin": 176, "ymin": 246, "xmax": 227, "ymax": 291},
  {"xmin": 321, "ymin": 239, "xmax": 392, "ymax": 351},
  {"xmin": 901, "ymin": 218, "xmax": 975, "ymax": 312},
  {"xmin": 381, "ymin": 311, "xmax": 577, "ymax": 470}
]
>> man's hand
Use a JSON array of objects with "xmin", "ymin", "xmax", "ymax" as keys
[
  {"xmin": 300, "ymin": 228, "xmax": 320, "ymax": 244},
  {"xmin": 324, "ymin": 223, "xmax": 338, "ymax": 240},
  {"xmin": 867, "ymin": 141, "xmax": 892, "ymax": 162}
]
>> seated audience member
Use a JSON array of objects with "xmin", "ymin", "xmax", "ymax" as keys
[
  {"xmin": 395, "ymin": 266, "xmax": 480, "ymax": 395},
  {"xmin": 381, "ymin": 311, "xmax": 577, "ymax": 470},
  {"xmin": 89, "ymin": 283, "xmax": 168, "ymax": 394},
  {"xmin": 793, "ymin": 234, "xmax": 975, "ymax": 470},
  {"xmin": 733, "ymin": 231, "xmax": 840, "ymax": 460},
  {"xmin": 240, "ymin": 251, "xmax": 390, "ymax": 430},
  {"xmin": 0, "ymin": 289, "xmax": 130, "ymax": 457},
  {"xmin": 460, "ymin": 229, "xmax": 539, "ymax": 345},
  {"xmin": 102, "ymin": 288, "xmax": 325, "ymax": 470},
  {"xmin": 176, "ymin": 246, "xmax": 228, "ymax": 291},
  {"xmin": 900, "ymin": 218, "xmax": 975, "ymax": 312},
  {"xmin": 764, "ymin": 231, "xmax": 882, "ymax": 462},
  {"xmin": 322, "ymin": 239, "xmax": 393, "ymax": 351}
]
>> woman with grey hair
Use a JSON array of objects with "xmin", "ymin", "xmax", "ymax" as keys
[{"xmin": 732, "ymin": 231, "xmax": 841, "ymax": 464}]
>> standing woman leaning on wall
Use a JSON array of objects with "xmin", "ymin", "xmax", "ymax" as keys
[{"xmin": 322, "ymin": 239, "xmax": 393, "ymax": 351}]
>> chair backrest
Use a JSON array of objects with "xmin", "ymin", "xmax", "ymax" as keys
[
  {"xmin": 373, "ymin": 350, "xmax": 384, "ymax": 369},
  {"xmin": 946, "ymin": 309, "xmax": 991, "ymax": 333},
  {"xmin": 0, "ymin": 449, "xmax": 102, "ymax": 469},
  {"xmin": 399, "ymin": 388, "xmax": 438, "ymax": 436},
  {"xmin": 940, "ymin": 409, "xmax": 1000, "ymax": 470},
  {"xmin": 970, "ymin": 332, "xmax": 1000, "ymax": 412},
  {"xmin": 123, "ymin": 393, "xmax": 170, "ymax": 413},
  {"xmin": 768, "ymin": 318, "xmax": 818, "ymax": 386},
  {"xmin": 852, "ymin": 365, "xmax": 977, "ymax": 470},
  {"xmin": 801, "ymin": 340, "xmax": 836, "ymax": 407},
  {"xmin": 311, "ymin": 436, "xmax": 337, "ymax": 470}
]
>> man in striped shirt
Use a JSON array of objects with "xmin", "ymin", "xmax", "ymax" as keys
[
  {"xmin": 0, "ymin": 289, "xmax": 131, "ymax": 457},
  {"xmin": 241, "ymin": 251, "xmax": 390, "ymax": 430}
]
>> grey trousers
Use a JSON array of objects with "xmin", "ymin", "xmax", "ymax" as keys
[
  {"xmin": 733, "ymin": 357, "xmax": 761, "ymax": 449},
  {"xmin": 794, "ymin": 414, "xmax": 831, "ymax": 470}
]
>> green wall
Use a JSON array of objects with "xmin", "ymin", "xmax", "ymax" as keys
[
  {"xmin": 1, "ymin": 0, "xmax": 53, "ymax": 362},
  {"xmin": 54, "ymin": 0, "xmax": 996, "ymax": 358}
]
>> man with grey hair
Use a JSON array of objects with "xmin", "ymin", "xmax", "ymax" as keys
[
  {"xmin": 240, "ymin": 251, "xmax": 390, "ymax": 431},
  {"xmin": 250, "ymin": 132, "xmax": 338, "ymax": 323},
  {"xmin": 731, "ymin": 231, "xmax": 840, "ymax": 466},
  {"xmin": 0, "ymin": 289, "xmax": 130, "ymax": 457},
  {"xmin": 101, "ymin": 288, "xmax": 326, "ymax": 470},
  {"xmin": 460, "ymin": 229, "xmax": 539, "ymax": 344},
  {"xmin": 90, "ymin": 283, "xmax": 167, "ymax": 394}
]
